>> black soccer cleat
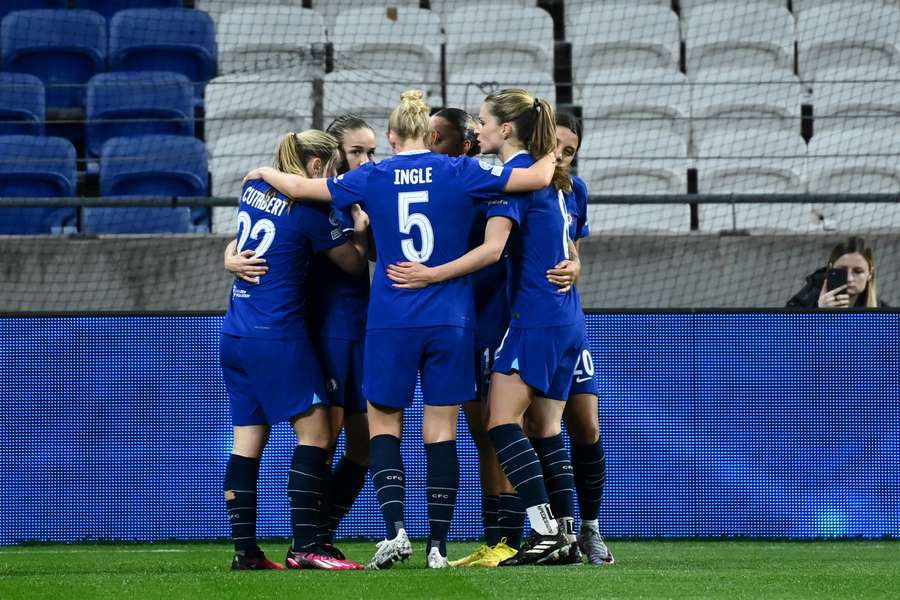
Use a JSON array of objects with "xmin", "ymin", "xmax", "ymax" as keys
[
  {"xmin": 498, "ymin": 530, "xmax": 570, "ymax": 566},
  {"xmin": 319, "ymin": 542, "xmax": 347, "ymax": 560},
  {"xmin": 550, "ymin": 541, "xmax": 584, "ymax": 566}
]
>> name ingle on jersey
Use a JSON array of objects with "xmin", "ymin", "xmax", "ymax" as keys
[
  {"xmin": 394, "ymin": 167, "xmax": 433, "ymax": 185},
  {"xmin": 240, "ymin": 185, "xmax": 288, "ymax": 217},
  {"xmin": 326, "ymin": 150, "xmax": 514, "ymax": 330}
]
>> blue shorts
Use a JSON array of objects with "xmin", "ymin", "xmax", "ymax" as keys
[
  {"xmin": 472, "ymin": 345, "xmax": 498, "ymax": 402},
  {"xmin": 364, "ymin": 326, "xmax": 476, "ymax": 409},
  {"xmin": 569, "ymin": 340, "xmax": 599, "ymax": 397},
  {"xmin": 493, "ymin": 324, "xmax": 583, "ymax": 401},
  {"xmin": 220, "ymin": 333, "xmax": 326, "ymax": 426},
  {"xmin": 317, "ymin": 336, "xmax": 367, "ymax": 413}
]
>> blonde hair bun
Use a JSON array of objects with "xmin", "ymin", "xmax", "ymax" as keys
[{"xmin": 389, "ymin": 89, "xmax": 432, "ymax": 144}]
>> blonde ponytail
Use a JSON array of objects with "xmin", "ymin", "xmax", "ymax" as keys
[
  {"xmin": 485, "ymin": 89, "xmax": 570, "ymax": 193},
  {"xmin": 388, "ymin": 89, "xmax": 432, "ymax": 145},
  {"xmin": 271, "ymin": 129, "xmax": 340, "ymax": 204}
]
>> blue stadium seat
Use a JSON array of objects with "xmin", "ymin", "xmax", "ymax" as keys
[
  {"xmin": 1, "ymin": 9, "xmax": 107, "ymax": 109},
  {"xmin": 75, "ymin": 0, "xmax": 185, "ymax": 20},
  {"xmin": 109, "ymin": 8, "xmax": 217, "ymax": 104},
  {"xmin": 86, "ymin": 135, "xmax": 208, "ymax": 233},
  {"xmin": 86, "ymin": 72, "xmax": 194, "ymax": 158},
  {"xmin": 0, "ymin": 1, "xmax": 68, "ymax": 23},
  {"xmin": 0, "ymin": 73, "xmax": 45, "ymax": 136},
  {"xmin": 0, "ymin": 135, "xmax": 77, "ymax": 234}
]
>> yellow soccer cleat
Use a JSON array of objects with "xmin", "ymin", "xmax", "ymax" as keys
[
  {"xmin": 469, "ymin": 538, "xmax": 518, "ymax": 567},
  {"xmin": 449, "ymin": 544, "xmax": 492, "ymax": 567}
]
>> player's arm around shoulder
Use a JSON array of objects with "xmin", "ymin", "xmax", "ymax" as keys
[
  {"xmin": 243, "ymin": 167, "xmax": 332, "ymax": 202},
  {"xmin": 504, "ymin": 153, "xmax": 556, "ymax": 193}
]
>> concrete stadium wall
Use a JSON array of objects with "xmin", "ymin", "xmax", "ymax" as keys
[{"xmin": 1, "ymin": 234, "xmax": 898, "ymax": 312}]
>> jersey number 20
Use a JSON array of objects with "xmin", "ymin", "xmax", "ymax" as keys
[
  {"xmin": 398, "ymin": 191, "xmax": 434, "ymax": 263},
  {"xmin": 236, "ymin": 210, "xmax": 276, "ymax": 258}
]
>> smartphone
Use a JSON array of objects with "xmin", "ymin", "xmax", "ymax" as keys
[{"xmin": 826, "ymin": 267, "xmax": 848, "ymax": 293}]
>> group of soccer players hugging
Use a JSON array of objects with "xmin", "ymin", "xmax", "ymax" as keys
[{"xmin": 219, "ymin": 86, "xmax": 613, "ymax": 571}]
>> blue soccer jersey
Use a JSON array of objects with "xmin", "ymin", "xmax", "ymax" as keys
[
  {"xmin": 564, "ymin": 175, "xmax": 590, "ymax": 242},
  {"xmin": 307, "ymin": 206, "xmax": 369, "ymax": 341},
  {"xmin": 326, "ymin": 150, "xmax": 512, "ymax": 330},
  {"xmin": 470, "ymin": 204, "xmax": 510, "ymax": 349},
  {"xmin": 222, "ymin": 179, "xmax": 348, "ymax": 339},
  {"xmin": 487, "ymin": 152, "xmax": 582, "ymax": 329}
]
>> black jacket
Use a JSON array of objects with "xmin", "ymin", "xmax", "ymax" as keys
[
  {"xmin": 786, "ymin": 267, "xmax": 889, "ymax": 308},
  {"xmin": 786, "ymin": 267, "xmax": 827, "ymax": 308}
]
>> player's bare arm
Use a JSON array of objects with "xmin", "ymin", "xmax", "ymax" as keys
[
  {"xmin": 504, "ymin": 153, "xmax": 556, "ymax": 193},
  {"xmin": 546, "ymin": 239, "xmax": 581, "ymax": 293},
  {"xmin": 386, "ymin": 216, "xmax": 513, "ymax": 289},
  {"xmin": 243, "ymin": 166, "xmax": 332, "ymax": 201},
  {"xmin": 223, "ymin": 239, "xmax": 268, "ymax": 285}
]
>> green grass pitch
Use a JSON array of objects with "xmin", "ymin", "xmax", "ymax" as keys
[{"xmin": 2, "ymin": 540, "xmax": 899, "ymax": 599}]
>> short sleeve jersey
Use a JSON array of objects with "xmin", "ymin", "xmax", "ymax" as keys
[
  {"xmin": 326, "ymin": 150, "xmax": 512, "ymax": 330},
  {"xmin": 222, "ymin": 179, "xmax": 347, "ymax": 339},
  {"xmin": 307, "ymin": 206, "xmax": 370, "ymax": 341},
  {"xmin": 486, "ymin": 152, "xmax": 583, "ymax": 329},
  {"xmin": 564, "ymin": 175, "xmax": 590, "ymax": 242}
]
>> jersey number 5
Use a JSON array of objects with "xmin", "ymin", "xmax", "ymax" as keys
[
  {"xmin": 236, "ymin": 210, "xmax": 276, "ymax": 258},
  {"xmin": 398, "ymin": 191, "xmax": 434, "ymax": 263}
]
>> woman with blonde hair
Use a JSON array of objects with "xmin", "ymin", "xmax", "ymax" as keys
[
  {"xmin": 221, "ymin": 129, "xmax": 368, "ymax": 571},
  {"xmin": 788, "ymin": 236, "xmax": 887, "ymax": 308},
  {"xmin": 387, "ymin": 88, "xmax": 585, "ymax": 566},
  {"xmin": 225, "ymin": 118, "xmax": 378, "ymax": 561},
  {"xmin": 242, "ymin": 90, "xmax": 557, "ymax": 569}
]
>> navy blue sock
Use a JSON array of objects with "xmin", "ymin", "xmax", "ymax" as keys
[
  {"xmin": 488, "ymin": 424, "xmax": 549, "ymax": 508},
  {"xmin": 572, "ymin": 438, "xmax": 606, "ymax": 522},
  {"xmin": 531, "ymin": 434, "xmax": 575, "ymax": 521},
  {"xmin": 224, "ymin": 454, "xmax": 261, "ymax": 553},
  {"xmin": 498, "ymin": 492, "xmax": 525, "ymax": 549},
  {"xmin": 483, "ymin": 494, "xmax": 500, "ymax": 546},
  {"xmin": 320, "ymin": 455, "xmax": 368, "ymax": 543},
  {"xmin": 288, "ymin": 445, "xmax": 328, "ymax": 551},
  {"xmin": 425, "ymin": 441, "xmax": 459, "ymax": 556},
  {"xmin": 369, "ymin": 434, "xmax": 405, "ymax": 538}
]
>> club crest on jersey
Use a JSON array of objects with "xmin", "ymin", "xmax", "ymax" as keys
[{"xmin": 329, "ymin": 209, "xmax": 342, "ymax": 227}]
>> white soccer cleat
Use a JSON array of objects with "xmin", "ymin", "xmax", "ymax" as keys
[
  {"xmin": 366, "ymin": 528, "xmax": 412, "ymax": 570},
  {"xmin": 579, "ymin": 523, "xmax": 615, "ymax": 565},
  {"xmin": 427, "ymin": 546, "xmax": 450, "ymax": 569}
]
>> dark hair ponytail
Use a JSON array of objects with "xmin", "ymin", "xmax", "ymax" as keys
[{"xmin": 433, "ymin": 107, "xmax": 480, "ymax": 157}]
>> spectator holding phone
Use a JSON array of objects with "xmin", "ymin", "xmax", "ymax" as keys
[{"xmin": 787, "ymin": 236, "xmax": 887, "ymax": 308}]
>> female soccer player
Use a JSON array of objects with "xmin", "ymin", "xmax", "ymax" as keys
[
  {"xmin": 386, "ymin": 88, "xmax": 583, "ymax": 566},
  {"xmin": 221, "ymin": 130, "xmax": 368, "ymax": 571},
  {"xmin": 552, "ymin": 111, "xmax": 614, "ymax": 565},
  {"xmin": 242, "ymin": 90, "xmax": 557, "ymax": 570},
  {"xmin": 226, "ymin": 116, "xmax": 377, "ymax": 560}
]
